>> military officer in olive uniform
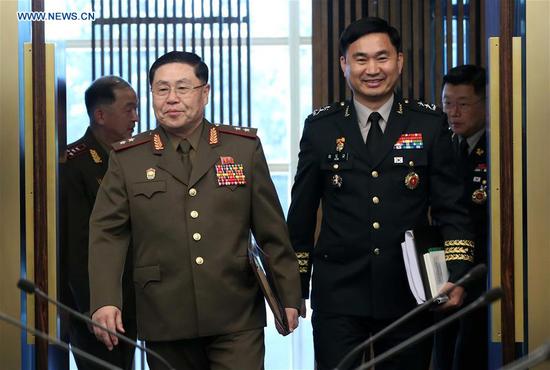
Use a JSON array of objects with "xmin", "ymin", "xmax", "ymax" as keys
[
  {"xmin": 434, "ymin": 65, "xmax": 489, "ymax": 370},
  {"xmin": 89, "ymin": 51, "xmax": 301, "ymax": 370},
  {"xmin": 62, "ymin": 76, "xmax": 138, "ymax": 370},
  {"xmin": 287, "ymin": 17, "xmax": 475, "ymax": 370}
]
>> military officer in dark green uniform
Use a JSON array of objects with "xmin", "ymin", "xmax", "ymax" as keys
[
  {"xmin": 287, "ymin": 17, "xmax": 475, "ymax": 370},
  {"xmin": 88, "ymin": 51, "xmax": 301, "ymax": 370},
  {"xmin": 62, "ymin": 76, "xmax": 138, "ymax": 370},
  {"xmin": 434, "ymin": 65, "xmax": 489, "ymax": 370}
]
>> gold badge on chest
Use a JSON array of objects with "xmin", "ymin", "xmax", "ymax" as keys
[{"xmin": 146, "ymin": 167, "xmax": 156, "ymax": 180}]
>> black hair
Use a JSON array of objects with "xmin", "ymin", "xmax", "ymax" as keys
[
  {"xmin": 339, "ymin": 17, "xmax": 402, "ymax": 56},
  {"xmin": 442, "ymin": 64, "xmax": 486, "ymax": 97},
  {"xmin": 84, "ymin": 75, "xmax": 133, "ymax": 121},
  {"xmin": 148, "ymin": 51, "xmax": 209, "ymax": 86}
]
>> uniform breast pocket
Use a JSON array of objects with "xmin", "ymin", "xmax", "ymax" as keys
[{"xmin": 132, "ymin": 180, "xmax": 167, "ymax": 199}]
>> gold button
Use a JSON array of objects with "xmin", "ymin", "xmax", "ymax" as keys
[
  {"xmin": 373, "ymin": 248, "xmax": 380, "ymax": 255},
  {"xmin": 409, "ymin": 161, "xmax": 414, "ymax": 167},
  {"xmin": 371, "ymin": 171, "xmax": 379, "ymax": 178},
  {"xmin": 482, "ymin": 180, "xmax": 487, "ymax": 185},
  {"xmin": 373, "ymin": 222, "xmax": 380, "ymax": 229},
  {"xmin": 195, "ymin": 257, "xmax": 204, "ymax": 265},
  {"xmin": 372, "ymin": 196, "xmax": 380, "ymax": 204},
  {"xmin": 189, "ymin": 188, "xmax": 197, "ymax": 196},
  {"xmin": 190, "ymin": 210, "xmax": 199, "ymax": 218},
  {"xmin": 193, "ymin": 233, "xmax": 201, "ymax": 241},
  {"xmin": 333, "ymin": 164, "xmax": 339, "ymax": 170}
]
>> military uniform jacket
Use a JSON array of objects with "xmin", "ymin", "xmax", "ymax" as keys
[
  {"xmin": 63, "ymin": 128, "xmax": 136, "ymax": 319},
  {"xmin": 89, "ymin": 121, "xmax": 301, "ymax": 341},
  {"xmin": 287, "ymin": 96, "xmax": 475, "ymax": 319},
  {"xmin": 456, "ymin": 131, "xmax": 488, "ymax": 265}
]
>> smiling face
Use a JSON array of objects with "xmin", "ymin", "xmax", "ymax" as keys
[
  {"xmin": 340, "ymin": 32, "xmax": 403, "ymax": 110},
  {"xmin": 151, "ymin": 62, "xmax": 210, "ymax": 137},
  {"xmin": 442, "ymin": 83, "xmax": 486, "ymax": 138}
]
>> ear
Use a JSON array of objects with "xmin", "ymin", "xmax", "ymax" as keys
[
  {"xmin": 397, "ymin": 52, "xmax": 404, "ymax": 74},
  {"xmin": 93, "ymin": 107, "xmax": 106, "ymax": 126},
  {"xmin": 339, "ymin": 55, "xmax": 348, "ymax": 76},
  {"xmin": 202, "ymin": 84, "xmax": 211, "ymax": 106}
]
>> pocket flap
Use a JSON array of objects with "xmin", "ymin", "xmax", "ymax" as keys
[
  {"xmin": 132, "ymin": 181, "xmax": 166, "ymax": 198},
  {"xmin": 133, "ymin": 265, "xmax": 161, "ymax": 288}
]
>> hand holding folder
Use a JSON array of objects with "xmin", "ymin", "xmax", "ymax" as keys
[{"xmin": 247, "ymin": 240, "xmax": 291, "ymax": 336}]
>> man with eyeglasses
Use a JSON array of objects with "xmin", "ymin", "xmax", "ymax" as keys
[
  {"xmin": 87, "ymin": 51, "xmax": 301, "ymax": 370},
  {"xmin": 434, "ymin": 64, "xmax": 489, "ymax": 370}
]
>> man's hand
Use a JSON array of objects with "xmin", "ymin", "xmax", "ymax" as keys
[
  {"xmin": 91, "ymin": 305, "xmax": 125, "ymax": 350},
  {"xmin": 436, "ymin": 282, "xmax": 466, "ymax": 311},
  {"xmin": 275, "ymin": 308, "xmax": 299, "ymax": 336},
  {"xmin": 299, "ymin": 299, "xmax": 307, "ymax": 318}
]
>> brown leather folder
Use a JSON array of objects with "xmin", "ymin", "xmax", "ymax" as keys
[{"xmin": 247, "ymin": 239, "xmax": 290, "ymax": 336}]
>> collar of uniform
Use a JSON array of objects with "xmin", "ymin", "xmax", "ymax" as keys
[
  {"xmin": 161, "ymin": 121, "xmax": 204, "ymax": 152},
  {"xmin": 465, "ymin": 128, "xmax": 485, "ymax": 154},
  {"xmin": 87, "ymin": 127, "xmax": 110, "ymax": 158},
  {"xmin": 353, "ymin": 95, "xmax": 394, "ymax": 133}
]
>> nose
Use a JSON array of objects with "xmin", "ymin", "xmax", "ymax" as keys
[
  {"xmin": 166, "ymin": 87, "xmax": 181, "ymax": 102},
  {"xmin": 131, "ymin": 109, "xmax": 139, "ymax": 123},
  {"xmin": 365, "ymin": 59, "xmax": 380, "ymax": 75}
]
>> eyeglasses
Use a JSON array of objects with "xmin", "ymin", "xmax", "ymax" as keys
[
  {"xmin": 442, "ymin": 99, "xmax": 484, "ymax": 112},
  {"xmin": 152, "ymin": 83, "xmax": 206, "ymax": 97}
]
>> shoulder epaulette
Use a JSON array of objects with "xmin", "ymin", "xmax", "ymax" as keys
[
  {"xmin": 404, "ymin": 98, "xmax": 443, "ymax": 115},
  {"xmin": 66, "ymin": 142, "xmax": 88, "ymax": 160},
  {"xmin": 307, "ymin": 102, "xmax": 346, "ymax": 121},
  {"xmin": 216, "ymin": 124, "xmax": 257, "ymax": 139},
  {"xmin": 112, "ymin": 131, "xmax": 153, "ymax": 152}
]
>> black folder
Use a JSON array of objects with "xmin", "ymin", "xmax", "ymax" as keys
[{"xmin": 247, "ymin": 239, "xmax": 290, "ymax": 335}]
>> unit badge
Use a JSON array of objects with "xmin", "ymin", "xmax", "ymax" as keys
[
  {"xmin": 331, "ymin": 174, "xmax": 343, "ymax": 188},
  {"xmin": 336, "ymin": 137, "xmax": 345, "ymax": 152},
  {"xmin": 146, "ymin": 168, "xmax": 156, "ymax": 180}
]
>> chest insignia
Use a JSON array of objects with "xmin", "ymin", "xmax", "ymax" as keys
[
  {"xmin": 331, "ymin": 174, "xmax": 343, "ymax": 188},
  {"xmin": 146, "ymin": 168, "xmax": 156, "ymax": 180},
  {"xmin": 394, "ymin": 133, "xmax": 423, "ymax": 149},
  {"xmin": 215, "ymin": 156, "xmax": 246, "ymax": 186},
  {"xmin": 472, "ymin": 188, "xmax": 488, "ymax": 204},
  {"xmin": 336, "ymin": 137, "xmax": 345, "ymax": 152},
  {"xmin": 404, "ymin": 161, "xmax": 419, "ymax": 190},
  {"xmin": 89, "ymin": 149, "xmax": 102, "ymax": 164},
  {"xmin": 476, "ymin": 148, "xmax": 484, "ymax": 156}
]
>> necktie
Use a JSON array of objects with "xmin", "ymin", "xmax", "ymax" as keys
[
  {"xmin": 366, "ymin": 112, "xmax": 383, "ymax": 158},
  {"xmin": 179, "ymin": 139, "xmax": 192, "ymax": 183}
]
